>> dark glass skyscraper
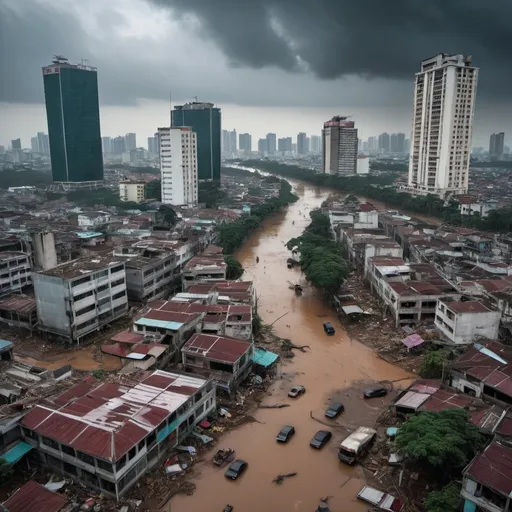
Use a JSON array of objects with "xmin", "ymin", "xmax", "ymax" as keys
[
  {"xmin": 43, "ymin": 58, "xmax": 104, "ymax": 184},
  {"xmin": 171, "ymin": 102, "xmax": 221, "ymax": 181}
]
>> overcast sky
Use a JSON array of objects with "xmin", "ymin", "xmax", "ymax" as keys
[{"xmin": 2, "ymin": 0, "xmax": 512, "ymax": 149}]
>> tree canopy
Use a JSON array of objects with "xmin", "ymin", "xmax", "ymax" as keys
[
  {"xmin": 224, "ymin": 255, "xmax": 245, "ymax": 280},
  {"xmin": 424, "ymin": 482, "xmax": 460, "ymax": 512},
  {"xmin": 396, "ymin": 409, "xmax": 483, "ymax": 480},
  {"xmin": 420, "ymin": 349, "xmax": 450, "ymax": 379}
]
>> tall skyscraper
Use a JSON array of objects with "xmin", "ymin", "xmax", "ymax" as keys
[
  {"xmin": 222, "ymin": 129, "xmax": 237, "ymax": 153},
  {"xmin": 31, "ymin": 137, "xmax": 39, "ymax": 153},
  {"xmin": 297, "ymin": 133, "xmax": 308, "ymax": 155},
  {"xmin": 310, "ymin": 135, "xmax": 321, "ymax": 154},
  {"xmin": 171, "ymin": 102, "xmax": 221, "ymax": 182},
  {"xmin": 101, "ymin": 136, "xmax": 112, "ymax": 154},
  {"xmin": 278, "ymin": 137, "xmax": 292, "ymax": 153},
  {"xmin": 42, "ymin": 57, "xmax": 103, "ymax": 186},
  {"xmin": 266, "ymin": 133, "xmax": 277, "ymax": 154},
  {"xmin": 367, "ymin": 136, "xmax": 378, "ymax": 152},
  {"xmin": 37, "ymin": 132, "xmax": 50, "ymax": 155},
  {"xmin": 229, "ymin": 129, "xmax": 237, "ymax": 154},
  {"xmin": 378, "ymin": 133, "xmax": 390, "ymax": 153},
  {"xmin": 158, "ymin": 126, "xmax": 198, "ymax": 206},
  {"xmin": 112, "ymin": 136, "xmax": 126, "ymax": 155},
  {"xmin": 125, "ymin": 133, "xmax": 137, "ymax": 151},
  {"xmin": 322, "ymin": 116, "xmax": 358, "ymax": 176},
  {"xmin": 239, "ymin": 133, "xmax": 252, "ymax": 152},
  {"xmin": 11, "ymin": 139, "xmax": 21, "ymax": 150},
  {"xmin": 258, "ymin": 138, "xmax": 268, "ymax": 155},
  {"xmin": 489, "ymin": 132, "xmax": 505, "ymax": 160},
  {"xmin": 408, "ymin": 54, "xmax": 478, "ymax": 197},
  {"xmin": 147, "ymin": 136, "xmax": 158, "ymax": 155}
]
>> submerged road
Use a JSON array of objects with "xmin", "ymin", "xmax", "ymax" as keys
[{"xmin": 170, "ymin": 181, "xmax": 411, "ymax": 511}]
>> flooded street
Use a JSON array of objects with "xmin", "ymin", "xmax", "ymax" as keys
[{"xmin": 170, "ymin": 182, "xmax": 412, "ymax": 512}]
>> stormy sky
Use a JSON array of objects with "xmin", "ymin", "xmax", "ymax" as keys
[{"xmin": 1, "ymin": 0, "xmax": 512, "ymax": 148}]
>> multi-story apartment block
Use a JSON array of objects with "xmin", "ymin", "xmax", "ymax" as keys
[
  {"xmin": 20, "ymin": 371, "xmax": 216, "ymax": 498},
  {"xmin": 158, "ymin": 127, "xmax": 198, "ymax": 206},
  {"xmin": 408, "ymin": 53, "xmax": 478, "ymax": 198},
  {"xmin": 119, "ymin": 180, "xmax": 146, "ymax": 203},
  {"xmin": 0, "ymin": 252, "xmax": 32, "ymax": 297},
  {"xmin": 182, "ymin": 255, "xmax": 227, "ymax": 290},
  {"xmin": 322, "ymin": 117, "xmax": 358, "ymax": 176},
  {"xmin": 33, "ymin": 255, "xmax": 128, "ymax": 343}
]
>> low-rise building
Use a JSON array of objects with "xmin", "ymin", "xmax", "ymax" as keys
[
  {"xmin": 0, "ymin": 252, "xmax": 31, "ymax": 297},
  {"xmin": 119, "ymin": 180, "xmax": 146, "ymax": 203},
  {"xmin": 182, "ymin": 255, "xmax": 227, "ymax": 290},
  {"xmin": 20, "ymin": 371, "xmax": 216, "ymax": 499},
  {"xmin": 33, "ymin": 255, "xmax": 129, "ymax": 343},
  {"xmin": 77, "ymin": 212, "xmax": 111, "ymax": 228},
  {"xmin": 0, "ymin": 294, "xmax": 37, "ymax": 332},
  {"xmin": 182, "ymin": 333, "xmax": 253, "ymax": 395},
  {"xmin": 435, "ymin": 298, "xmax": 501, "ymax": 345}
]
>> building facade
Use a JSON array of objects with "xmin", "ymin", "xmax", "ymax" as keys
[
  {"xmin": 171, "ymin": 102, "xmax": 221, "ymax": 182},
  {"xmin": 266, "ymin": 133, "xmax": 277, "ymax": 154},
  {"xmin": 297, "ymin": 132, "xmax": 308, "ymax": 155},
  {"xmin": 0, "ymin": 252, "xmax": 32, "ymax": 297},
  {"xmin": 158, "ymin": 127, "xmax": 198, "ymax": 207},
  {"xmin": 33, "ymin": 256, "xmax": 128, "ymax": 342},
  {"xmin": 42, "ymin": 57, "xmax": 104, "ymax": 187},
  {"xmin": 408, "ymin": 54, "xmax": 478, "ymax": 198},
  {"xmin": 322, "ymin": 117, "xmax": 358, "ymax": 176},
  {"xmin": 239, "ymin": 133, "xmax": 252, "ymax": 152},
  {"xmin": 489, "ymin": 132, "xmax": 505, "ymax": 160},
  {"xmin": 119, "ymin": 181, "xmax": 145, "ymax": 203}
]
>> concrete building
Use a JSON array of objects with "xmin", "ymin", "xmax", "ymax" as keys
[
  {"xmin": 322, "ymin": 117, "xmax": 358, "ymax": 176},
  {"xmin": 408, "ymin": 54, "xmax": 478, "ymax": 198},
  {"xmin": 182, "ymin": 255, "xmax": 227, "ymax": 290},
  {"xmin": 435, "ymin": 298, "xmax": 501, "ymax": 345},
  {"xmin": 239, "ymin": 133, "xmax": 252, "ymax": 152},
  {"xmin": 182, "ymin": 333, "xmax": 253, "ymax": 395},
  {"xmin": 0, "ymin": 295, "xmax": 37, "ymax": 332},
  {"xmin": 489, "ymin": 132, "xmax": 505, "ymax": 160},
  {"xmin": 77, "ymin": 212, "xmax": 111, "ymax": 228},
  {"xmin": 356, "ymin": 156, "xmax": 370, "ymax": 175},
  {"xmin": 124, "ymin": 132, "xmax": 136, "ymax": 151},
  {"xmin": 297, "ymin": 132, "xmax": 308, "ymax": 155},
  {"xmin": 101, "ymin": 136, "xmax": 112, "ymax": 154},
  {"xmin": 266, "ymin": 133, "xmax": 277, "ymax": 154},
  {"xmin": 119, "ymin": 180, "xmax": 146, "ymax": 203},
  {"xmin": 33, "ymin": 255, "xmax": 129, "ymax": 343},
  {"xmin": 257, "ymin": 138, "xmax": 268, "ymax": 156},
  {"xmin": 0, "ymin": 252, "xmax": 32, "ymax": 297},
  {"xmin": 20, "ymin": 371, "xmax": 216, "ymax": 499},
  {"xmin": 11, "ymin": 139, "xmax": 21, "ymax": 150},
  {"xmin": 158, "ymin": 127, "xmax": 198, "ymax": 207},
  {"xmin": 310, "ymin": 134, "xmax": 321, "ymax": 154}
]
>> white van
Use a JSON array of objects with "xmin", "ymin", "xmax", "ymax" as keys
[{"xmin": 338, "ymin": 426, "xmax": 377, "ymax": 465}]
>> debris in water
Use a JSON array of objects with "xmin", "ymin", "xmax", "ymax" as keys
[
  {"xmin": 258, "ymin": 404, "xmax": 290, "ymax": 409},
  {"xmin": 272, "ymin": 472, "xmax": 298, "ymax": 485}
]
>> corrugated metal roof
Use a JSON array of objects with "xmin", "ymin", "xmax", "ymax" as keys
[
  {"xmin": 252, "ymin": 348, "xmax": 279, "ymax": 368},
  {"xmin": 394, "ymin": 391, "xmax": 431, "ymax": 410},
  {"xmin": 183, "ymin": 333, "xmax": 251, "ymax": 363},
  {"xmin": 2, "ymin": 481, "xmax": 68, "ymax": 512},
  {"xmin": 135, "ymin": 317, "xmax": 184, "ymax": 331}
]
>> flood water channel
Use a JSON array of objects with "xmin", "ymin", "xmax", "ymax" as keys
[{"xmin": 169, "ymin": 181, "xmax": 412, "ymax": 512}]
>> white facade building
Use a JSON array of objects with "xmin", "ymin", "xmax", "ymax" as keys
[
  {"xmin": 158, "ymin": 127, "xmax": 198, "ymax": 207},
  {"xmin": 119, "ymin": 180, "xmax": 145, "ymax": 203},
  {"xmin": 322, "ymin": 117, "xmax": 358, "ymax": 176},
  {"xmin": 408, "ymin": 54, "xmax": 478, "ymax": 198}
]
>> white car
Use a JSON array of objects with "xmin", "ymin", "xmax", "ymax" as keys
[{"xmin": 288, "ymin": 385, "xmax": 306, "ymax": 398}]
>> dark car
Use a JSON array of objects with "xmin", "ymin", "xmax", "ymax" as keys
[
  {"xmin": 363, "ymin": 384, "xmax": 388, "ymax": 399},
  {"xmin": 325, "ymin": 402, "xmax": 345, "ymax": 419},
  {"xmin": 276, "ymin": 425, "xmax": 295, "ymax": 443},
  {"xmin": 323, "ymin": 322, "xmax": 335, "ymax": 335},
  {"xmin": 310, "ymin": 430, "xmax": 332, "ymax": 449},
  {"xmin": 225, "ymin": 459, "xmax": 248, "ymax": 480},
  {"xmin": 288, "ymin": 385, "xmax": 306, "ymax": 398}
]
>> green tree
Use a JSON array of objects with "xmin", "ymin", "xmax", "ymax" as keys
[
  {"xmin": 420, "ymin": 349, "xmax": 449, "ymax": 379},
  {"xmin": 424, "ymin": 482, "xmax": 460, "ymax": 512},
  {"xmin": 156, "ymin": 205, "xmax": 177, "ymax": 227},
  {"xmin": 146, "ymin": 179, "xmax": 161, "ymax": 201},
  {"xmin": 224, "ymin": 255, "xmax": 245, "ymax": 280},
  {"xmin": 396, "ymin": 409, "xmax": 483, "ymax": 480}
]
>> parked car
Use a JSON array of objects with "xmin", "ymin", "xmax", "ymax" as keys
[
  {"xmin": 338, "ymin": 427, "xmax": 377, "ymax": 465},
  {"xmin": 225, "ymin": 459, "xmax": 248, "ymax": 480},
  {"xmin": 276, "ymin": 425, "xmax": 295, "ymax": 443},
  {"xmin": 325, "ymin": 402, "xmax": 344, "ymax": 418},
  {"xmin": 323, "ymin": 322, "xmax": 335, "ymax": 335},
  {"xmin": 288, "ymin": 385, "xmax": 306, "ymax": 398},
  {"xmin": 363, "ymin": 384, "xmax": 388, "ymax": 399},
  {"xmin": 310, "ymin": 430, "xmax": 332, "ymax": 449}
]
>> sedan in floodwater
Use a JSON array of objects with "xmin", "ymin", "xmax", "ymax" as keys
[
  {"xmin": 225, "ymin": 459, "xmax": 248, "ymax": 480},
  {"xmin": 288, "ymin": 385, "xmax": 306, "ymax": 398},
  {"xmin": 276, "ymin": 425, "xmax": 295, "ymax": 443},
  {"xmin": 363, "ymin": 384, "xmax": 388, "ymax": 399},
  {"xmin": 323, "ymin": 321, "xmax": 336, "ymax": 335},
  {"xmin": 310, "ymin": 430, "xmax": 332, "ymax": 449},
  {"xmin": 325, "ymin": 402, "xmax": 345, "ymax": 419}
]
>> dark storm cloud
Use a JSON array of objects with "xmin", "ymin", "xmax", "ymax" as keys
[{"xmin": 149, "ymin": 0, "xmax": 512, "ymax": 98}]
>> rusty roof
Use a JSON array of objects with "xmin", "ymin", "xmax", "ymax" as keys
[
  {"xmin": 21, "ymin": 370, "xmax": 208, "ymax": 462},
  {"xmin": 110, "ymin": 330, "xmax": 146, "ymax": 344},
  {"xmin": 37, "ymin": 254, "xmax": 125, "ymax": 279},
  {"xmin": 464, "ymin": 441, "xmax": 512, "ymax": 497},
  {"xmin": 441, "ymin": 298, "xmax": 494, "ymax": 314},
  {"xmin": 182, "ymin": 333, "xmax": 251, "ymax": 363},
  {"xmin": 0, "ymin": 294, "xmax": 36, "ymax": 314},
  {"xmin": 2, "ymin": 480, "xmax": 68, "ymax": 512}
]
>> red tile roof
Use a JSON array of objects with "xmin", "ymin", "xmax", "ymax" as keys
[
  {"xmin": 183, "ymin": 333, "xmax": 251, "ymax": 363},
  {"xmin": 2, "ymin": 481, "xmax": 68, "ymax": 512}
]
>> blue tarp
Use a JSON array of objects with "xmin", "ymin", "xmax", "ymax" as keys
[
  {"xmin": 251, "ymin": 348, "xmax": 279, "ymax": 368},
  {"xmin": 135, "ymin": 317, "xmax": 183, "ymax": 331},
  {"xmin": 1, "ymin": 441, "xmax": 32, "ymax": 464}
]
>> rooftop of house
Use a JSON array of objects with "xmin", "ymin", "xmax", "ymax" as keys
[
  {"xmin": 183, "ymin": 255, "xmax": 227, "ymax": 271},
  {"xmin": 21, "ymin": 370, "xmax": 209, "ymax": 462},
  {"xmin": 182, "ymin": 333, "xmax": 252, "ymax": 363},
  {"xmin": 36, "ymin": 254, "xmax": 125, "ymax": 279},
  {"xmin": 439, "ymin": 297, "xmax": 495, "ymax": 314},
  {"xmin": 1, "ymin": 480, "xmax": 69, "ymax": 512},
  {"xmin": 147, "ymin": 299, "xmax": 252, "ymax": 322},
  {"xmin": 0, "ymin": 294, "xmax": 36, "ymax": 315}
]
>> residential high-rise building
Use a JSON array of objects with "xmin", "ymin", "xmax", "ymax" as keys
[
  {"xmin": 378, "ymin": 133, "xmax": 390, "ymax": 153},
  {"xmin": 125, "ymin": 133, "xmax": 137, "ymax": 152},
  {"xmin": 266, "ymin": 133, "xmax": 277, "ymax": 154},
  {"xmin": 368, "ymin": 136, "xmax": 378, "ymax": 152},
  {"xmin": 31, "ymin": 137, "xmax": 39, "ymax": 153},
  {"xmin": 42, "ymin": 57, "xmax": 104, "ymax": 186},
  {"xmin": 310, "ymin": 135, "xmax": 321, "ymax": 154},
  {"xmin": 322, "ymin": 116, "xmax": 358, "ymax": 176},
  {"xmin": 101, "ymin": 136, "xmax": 112, "ymax": 154},
  {"xmin": 278, "ymin": 137, "xmax": 292, "ymax": 153},
  {"xmin": 258, "ymin": 138, "xmax": 268, "ymax": 155},
  {"xmin": 239, "ymin": 133, "xmax": 252, "ymax": 152},
  {"xmin": 404, "ymin": 138, "xmax": 410, "ymax": 155},
  {"xmin": 11, "ymin": 139, "xmax": 21, "ymax": 150},
  {"xmin": 147, "ymin": 136, "xmax": 158, "ymax": 155},
  {"xmin": 112, "ymin": 136, "xmax": 126, "ymax": 155},
  {"xmin": 229, "ymin": 129, "xmax": 237, "ymax": 154},
  {"xmin": 222, "ymin": 129, "xmax": 237, "ymax": 154},
  {"xmin": 297, "ymin": 133, "xmax": 308, "ymax": 155},
  {"xmin": 408, "ymin": 53, "xmax": 478, "ymax": 197},
  {"xmin": 158, "ymin": 127, "xmax": 198, "ymax": 206},
  {"xmin": 171, "ymin": 102, "xmax": 221, "ymax": 182},
  {"xmin": 37, "ymin": 132, "xmax": 50, "ymax": 155},
  {"xmin": 489, "ymin": 132, "xmax": 505, "ymax": 160}
]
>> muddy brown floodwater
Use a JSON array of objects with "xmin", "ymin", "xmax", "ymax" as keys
[{"xmin": 169, "ymin": 182, "xmax": 412, "ymax": 512}]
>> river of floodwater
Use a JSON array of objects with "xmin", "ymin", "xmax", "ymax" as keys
[{"xmin": 168, "ymin": 181, "xmax": 412, "ymax": 512}]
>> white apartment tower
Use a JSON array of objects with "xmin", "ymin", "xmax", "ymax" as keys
[
  {"xmin": 158, "ymin": 127, "xmax": 198, "ymax": 206},
  {"xmin": 322, "ymin": 116, "xmax": 358, "ymax": 176},
  {"xmin": 408, "ymin": 54, "xmax": 478, "ymax": 198}
]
